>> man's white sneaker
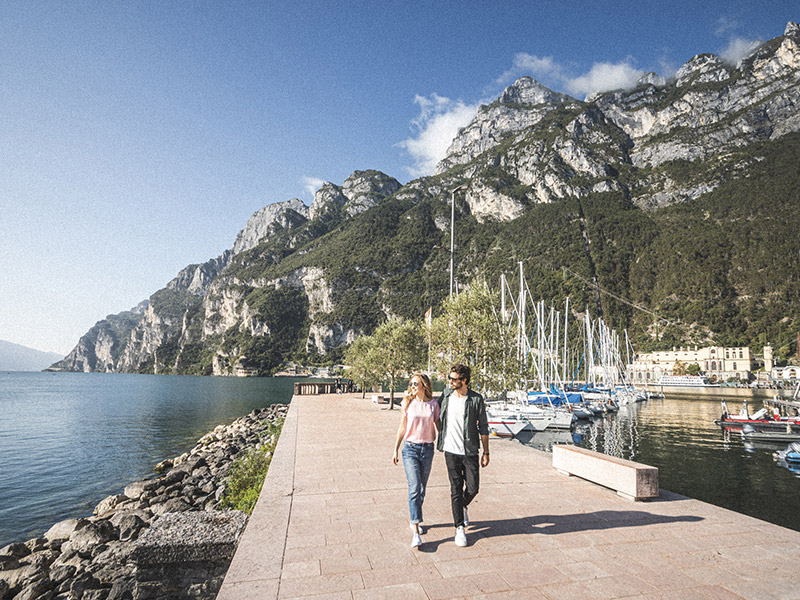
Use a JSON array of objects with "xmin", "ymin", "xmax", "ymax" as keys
[
  {"xmin": 455, "ymin": 525, "xmax": 467, "ymax": 547},
  {"xmin": 463, "ymin": 506, "xmax": 469, "ymax": 527},
  {"xmin": 412, "ymin": 532, "xmax": 422, "ymax": 548}
]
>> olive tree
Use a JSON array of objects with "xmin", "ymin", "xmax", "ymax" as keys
[
  {"xmin": 429, "ymin": 281, "xmax": 515, "ymax": 394},
  {"xmin": 345, "ymin": 317, "xmax": 425, "ymax": 409}
]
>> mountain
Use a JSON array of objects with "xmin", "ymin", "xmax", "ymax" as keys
[
  {"xmin": 52, "ymin": 22, "xmax": 800, "ymax": 375},
  {"xmin": 0, "ymin": 340, "xmax": 64, "ymax": 372}
]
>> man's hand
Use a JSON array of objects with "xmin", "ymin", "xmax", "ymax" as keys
[{"xmin": 481, "ymin": 453, "xmax": 490, "ymax": 467}]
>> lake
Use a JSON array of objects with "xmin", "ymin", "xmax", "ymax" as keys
[
  {"xmin": 518, "ymin": 393, "xmax": 800, "ymax": 532},
  {"xmin": 0, "ymin": 372, "xmax": 299, "ymax": 546},
  {"xmin": 3, "ymin": 374, "xmax": 799, "ymax": 547}
]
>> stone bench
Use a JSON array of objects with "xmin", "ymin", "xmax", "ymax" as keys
[{"xmin": 552, "ymin": 445, "xmax": 659, "ymax": 501}]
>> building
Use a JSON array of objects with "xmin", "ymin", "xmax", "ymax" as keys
[
  {"xmin": 772, "ymin": 366, "xmax": 799, "ymax": 382},
  {"xmin": 627, "ymin": 345, "xmax": 754, "ymax": 383}
]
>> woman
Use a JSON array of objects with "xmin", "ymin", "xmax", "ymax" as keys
[{"xmin": 392, "ymin": 373, "xmax": 440, "ymax": 548}]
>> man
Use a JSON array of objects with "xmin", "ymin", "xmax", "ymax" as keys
[{"xmin": 436, "ymin": 363, "xmax": 490, "ymax": 547}]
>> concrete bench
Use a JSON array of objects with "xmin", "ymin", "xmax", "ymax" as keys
[{"xmin": 552, "ymin": 445, "xmax": 659, "ymax": 501}]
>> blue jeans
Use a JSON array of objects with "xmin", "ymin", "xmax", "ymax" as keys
[{"xmin": 401, "ymin": 441, "xmax": 434, "ymax": 524}]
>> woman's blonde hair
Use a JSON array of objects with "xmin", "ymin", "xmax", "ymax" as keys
[{"xmin": 406, "ymin": 373, "xmax": 433, "ymax": 402}]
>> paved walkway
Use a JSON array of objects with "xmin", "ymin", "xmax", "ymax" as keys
[{"xmin": 218, "ymin": 393, "xmax": 800, "ymax": 600}]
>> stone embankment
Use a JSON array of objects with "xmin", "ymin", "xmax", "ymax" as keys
[{"xmin": 0, "ymin": 403, "xmax": 288, "ymax": 600}]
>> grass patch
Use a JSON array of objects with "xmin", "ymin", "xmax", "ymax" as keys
[{"xmin": 219, "ymin": 417, "xmax": 284, "ymax": 514}]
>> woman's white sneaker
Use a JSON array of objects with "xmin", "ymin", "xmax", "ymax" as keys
[
  {"xmin": 412, "ymin": 532, "xmax": 422, "ymax": 548},
  {"xmin": 455, "ymin": 525, "xmax": 467, "ymax": 547}
]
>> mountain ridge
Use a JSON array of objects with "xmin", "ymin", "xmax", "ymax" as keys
[
  {"xmin": 51, "ymin": 21, "xmax": 800, "ymax": 375},
  {"xmin": 1, "ymin": 340, "xmax": 64, "ymax": 372}
]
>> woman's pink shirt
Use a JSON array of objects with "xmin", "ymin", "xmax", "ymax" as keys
[{"xmin": 404, "ymin": 398, "xmax": 440, "ymax": 443}]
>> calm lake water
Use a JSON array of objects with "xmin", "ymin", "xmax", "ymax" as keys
[
  {"xmin": 3, "ymin": 375, "xmax": 799, "ymax": 547},
  {"xmin": 518, "ymin": 394, "xmax": 800, "ymax": 532},
  {"xmin": 0, "ymin": 372, "xmax": 299, "ymax": 546}
]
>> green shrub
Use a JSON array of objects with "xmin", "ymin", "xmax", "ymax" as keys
[{"xmin": 219, "ymin": 418, "xmax": 284, "ymax": 514}]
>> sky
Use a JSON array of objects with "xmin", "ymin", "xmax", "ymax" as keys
[{"xmin": 2, "ymin": 1, "xmax": 797, "ymax": 356}]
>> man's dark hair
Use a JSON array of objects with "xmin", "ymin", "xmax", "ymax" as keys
[{"xmin": 450, "ymin": 363, "xmax": 471, "ymax": 385}]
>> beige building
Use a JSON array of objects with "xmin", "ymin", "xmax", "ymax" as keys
[{"xmin": 628, "ymin": 345, "xmax": 754, "ymax": 383}]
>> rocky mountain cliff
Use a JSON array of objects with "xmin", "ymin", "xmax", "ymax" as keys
[{"xmin": 52, "ymin": 22, "xmax": 800, "ymax": 375}]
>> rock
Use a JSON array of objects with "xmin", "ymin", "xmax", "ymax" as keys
[
  {"xmin": 0, "ymin": 544, "xmax": 29, "ymax": 559},
  {"xmin": 68, "ymin": 573, "xmax": 101, "ymax": 600},
  {"xmin": 122, "ymin": 480, "xmax": 158, "ymax": 500},
  {"xmin": 8, "ymin": 577, "xmax": 54, "ymax": 600},
  {"xmin": 66, "ymin": 521, "xmax": 117, "ymax": 556},
  {"xmin": 341, "ymin": 170, "xmax": 401, "ymax": 217},
  {"xmin": 149, "ymin": 498, "xmax": 192, "ymax": 517},
  {"xmin": 231, "ymin": 197, "xmax": 309, "ymax": 255},
  {"xmin": 94, "ymin": 495, "xmax": 128, "ymax": 517},
  {"xmin": 153, "ymin": 459, "xmax": 172, "ymax": 474},
  {"xmin": 106, "ymin": 579, "xmax": 134, "ymax": 600},
  {"xmin": 44, "ymin": 519, "xmax": 86, "ymax": 543},
  {"xmin": 0, "ymin": 555, "xmax": 19, "ymax": 571},
  {"xmin": 114, "ymin": 515, "xmax": 147, "ymax": 542}
]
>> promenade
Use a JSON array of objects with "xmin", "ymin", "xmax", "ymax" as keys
[{"xmin": 218, "ymin": 393, "xmax": 800, "ymax": 600}]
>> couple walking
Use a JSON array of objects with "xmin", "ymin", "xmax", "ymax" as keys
[{"xmin": 391, "ymin": 363, "xmax": 490, "ymax": 548}]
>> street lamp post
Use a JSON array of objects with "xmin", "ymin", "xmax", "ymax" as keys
[{"xmin": 449, "ymin": 184, "xmax": 466, "ymax": 298}]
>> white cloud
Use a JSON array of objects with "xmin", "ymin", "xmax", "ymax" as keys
[
  {"xmin": 302, "ymin": 176, "xmax": 325, "ymax": 198},
  {"xmin": 398, "ymin": 94, "xmax": 479, "ymax": 177},
  {"xmin": 497, "ymin": 53, "xmax": 563, "ymax": 85},
  {"xmin": 565, "ymin": 61, "xmax": 645, "ymax": 98},
  {"xmin": 498, "ymin": 52, "xmax": 646, "ymax": 100},
  {"xmin": 714, "ymin": 16, "xmax": 740, "ymax": 37},
  {"xmin": 719, "ymin": 37, "xmax": 760, "ymax": 65}
]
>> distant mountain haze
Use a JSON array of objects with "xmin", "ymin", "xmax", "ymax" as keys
[
  {"xmin": 0, "ymin": 340, "xmax": 64, "ymax": 372},
  {"xmin": 51, "ymin": 22, "xmax": 800, "ymax": 375}
]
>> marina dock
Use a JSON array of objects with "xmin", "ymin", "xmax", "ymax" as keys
[{"xmin": 218, "ymin": 393, "xmax": 800, "ymax": 599}]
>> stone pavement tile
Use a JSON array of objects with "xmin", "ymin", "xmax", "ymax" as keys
[
  {"xmin": 553, "ymin": 560, "xmax": 612, "ymax": 581},
  {"xmin": 579, "ymin": 574, "xmax": 656, "ymax": 599},
  {"xmin": 217, "ymin": 578, "xmax": 279, "ymax": 600},
  {"xmin": 285, "ymin": 532, "xmax": 327, "ymax": 549},
  {"xmin": 684, "ymin": 565, "xmax": 748, "ymax": 587},
  {"xmin": 695, "ymin": 584, "xmax": 749, "ymax": 600},
  {"xmin": 283, "ymin": 543, "xmax": 352, "ymax": 563},
  {"xmin": 281, "ymin": 559, "xmax": 320, "ymax": 579},
  {"xmin": 361, "ymin": 562, "xmax": 442, "ymax": 588},
  {"xmin": 465, "ymin": 589, "xmax": 549, "ymax": 600},
  {"xmin": 476, "ymin": 535, "xmax": 553, "ymax": 556},
  {"xmin": 606, "ymin": 560, "xmax": 702, "ymax": 590},
  {"xmin": 422, "ymin": 573, "xmax": 511, "ymax": 599},
  {"xmin": 534, "ymin": 580, "xmax": 594, "ymax": 600},
  {"xmin": 278, "ymin": 572, "xmax": 364, "ymax": 599},
  {"xmin": 353, "ymin": 582, "xmax": 429, "ymax": 600},
  {"xmin": 278, "ymin": 592, "xmax": 352, "ymax": 600},
  {"xmin": 320, "ymin": 555, "xmax": 372, "ymax": 575},
  {"xmin": 499, "ymin": 566, "xmax": 571, "ymax": 588},
  {"xmin": 368, "ymin": 549, "xmax": 421, "ymax": 569}
]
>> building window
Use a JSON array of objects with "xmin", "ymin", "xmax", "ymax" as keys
[
  {"xmin": 733, "ymin": 362, "xmax": 737, "ymax": 370},
  {"xmin": 711, "ymin": 361, "xmax": 717, "ymax": 371},
  {"xmin": 739, "ymin": 351, "xmax": 743, "ymax": 358}
]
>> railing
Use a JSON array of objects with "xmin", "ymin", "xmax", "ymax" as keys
[{"xmin": 293, "ymin": 382, "xmax": 338, "ymax": 395}]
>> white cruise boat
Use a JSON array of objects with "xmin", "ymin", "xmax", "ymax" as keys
[{"xmin": 657, "ymin": 375, "xmax": 719, "ymax": 387}]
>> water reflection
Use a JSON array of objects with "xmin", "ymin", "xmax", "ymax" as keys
[{"xmin": 517, "ymin": 394, "xmax": 800, "ymax": 532}]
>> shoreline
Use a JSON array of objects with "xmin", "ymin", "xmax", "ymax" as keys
[{"xmin": 0, "ymin": 403, "xmax": 288, "ymax": 600}]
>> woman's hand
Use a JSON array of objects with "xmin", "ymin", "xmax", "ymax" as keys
[{"xmin": 392, "ymin": 450, "xmax": 399, "ymax": 465}]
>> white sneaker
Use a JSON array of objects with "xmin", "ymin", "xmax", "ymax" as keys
[
  {"xmin": 455, "ymin": 525, "xmax": 467, "ymax": 547},
  {"xmin": 410, "ymin": 523, "xmax": 425, "ymax": 535},
  {"xmin": 412, "ymin": 532, "xmax": 422, "ymax": 548},
  {"xmin": 463, "ymin": 506, "xmax": 469, "ymax": 527}
]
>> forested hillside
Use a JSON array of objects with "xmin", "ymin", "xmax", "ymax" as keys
[{"xmin": 52, "ymin": 23, "xmax": 800, "ymax": 374}]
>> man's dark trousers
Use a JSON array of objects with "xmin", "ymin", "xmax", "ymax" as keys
[{"xmin": 445, "ymin": 451, "xmax": 479, "ymax": 527}]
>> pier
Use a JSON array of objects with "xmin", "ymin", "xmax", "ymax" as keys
[{"xmin": 218, "ymin": 393, "xmax": 800, "ymax": 599}]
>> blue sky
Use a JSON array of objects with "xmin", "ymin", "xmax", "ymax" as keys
[{"xmin": 2, "ymin": 1, "xmax": 797, "ymax": 355}]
